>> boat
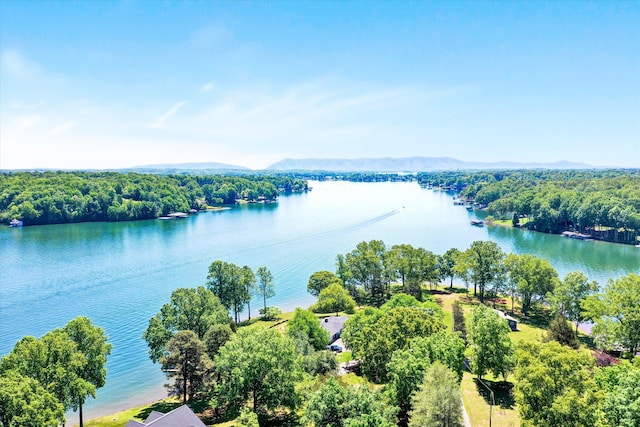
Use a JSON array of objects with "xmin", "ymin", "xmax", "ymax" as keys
[
  {"xmin": 466, "ymin": 205, "xmax": 473, "ymax": 211},
  {"xmin": 561, "ymin": 231, "xmax": 592, "ymax": 240},
  {"xmin": 9, "ymin": 219, "xmax": 23, "ymax": 227},
  {"xmin": 471, "ymin": 220, "xmax": 484, "ymax": 227}
]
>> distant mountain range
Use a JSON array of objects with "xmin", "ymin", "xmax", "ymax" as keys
[
  {"xmin": 264, "ymin": 157, "xmax": 597, "ymax": 172},
  {"xmin": 129, "ymin": 162, "xmax": 250, "ymax": 171}
]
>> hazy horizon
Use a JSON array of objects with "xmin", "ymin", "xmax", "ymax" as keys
[{"xmin": 1, "ymin": 1, "xmax": 638, "ymax": 170}]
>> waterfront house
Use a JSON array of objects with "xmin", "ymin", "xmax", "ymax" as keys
[
  {"xmin": 125, "ymin": 405, "xmax": 205, "ymax": 427},
  {"xmin": 320, "ymin": 316, "xmax": 348, "ymax": 344}
]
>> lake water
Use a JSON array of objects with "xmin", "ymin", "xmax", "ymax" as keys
[{"xmin": 1, "ymin": 180, "xmax": 638, "ymax": 421}]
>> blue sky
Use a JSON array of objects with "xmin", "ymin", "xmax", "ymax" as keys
[{"xmin": 1, "ymin": 0, "xmax": 638, "ymax": 169}]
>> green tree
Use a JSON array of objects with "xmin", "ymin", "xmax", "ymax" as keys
[
  {"xmin": 341, "ymin": 240, "xmax": 389, "ymax": 306},
  {"xmin": 514, "ymin": 341, "xmax": 602, "ymax": 427},
  {"xmin": 256, "ymin": 266, "xmax": 276, "ymax": 313},
  {"xmin": 438, "ymin": 248, "xmax": 462, "ymax": 288},
  {"xmin": 452, "ymin": 300, "xmax": 467, "ymax": 341},
  {"xmin": 0, "ymin": 331, "xmax": 94, "ymax": 416},
  {"xmin": 161, "ymin": 330, "xmax": 212, "ymax": 404},
  {"xmin": 549, "ymin": 271, "xmax": 598, "ymax": 335},
  {"xmin": 240, "ymin": 265, "xmax": 256, "ymax": 319},
  {"xmin": 62, "ymin": 316, "xmax": 113, "ymax": 427},
  {"xmin": 587, "ymin": 273, "xmax": 640, "ymax": 355},
  {"xmin": 461, "ymin": 241, "xmax": 505, "ymax": 303},
  {"xmin": 142, "ymin": 286, "xmax": 229, "ymax": 363},
  {"xmin": 206, "ymin": 260, "xmax": 251, "ymax": 323},
  {"xmin": 343, "ymin": 306, "xmax": 445, "ymax": 382},
  {"xmin": 0, "ymin": 371, "xmax": 65, "ymax": 427},
  {"xmin": 203, "ymin": 323, "xmax": 233, "ymax": 359},
  {"xmin": 307, "ymin": 270, "xmax": 343, "ymax": 297},
  {"xmin": 467, "ymin": 304, "xmax": 514, "ymax": 380},
  {"xmin": 408, "ymin": 362, "xmax": 463, "ymax": 427},
  {"xmin": 601, "ymin": 365, "xmax": 640, "ymax": 427},
  {"xmin": 387, "ymin": 244, "xmax": 438, "ymax": 299},
  {"xmin": 545, "ymin": 315, "xmax": 579, "ymax": 349},
  {"xmin": 504, "ymin": 253, "xmax": 558, "ymax": 316},
  {"xmin": 303, "ymin": 378, "xmax": 395, "ymax": 427},
  {"xmin": 387, "ymin": 332, "xmax": 465, "ymax": 419},
  {"xmin": 311, "ymin": 283, "xmax": 356, "ymax": 315},
  {"xmin": 287, "ymin": 308, "xmax": 330, "ymax": 351},
  {"xmin": 214, "ymin": 328, "xmax": 300, "ymax": 414}
]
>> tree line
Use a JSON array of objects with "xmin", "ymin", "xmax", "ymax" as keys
[
  {"xmin": 417, "ymin": 169, "xmax": 640, "ymax": 243},
  {"xmin": 0, "ymin": 171, "xmax": 308, "ymax": 226}
]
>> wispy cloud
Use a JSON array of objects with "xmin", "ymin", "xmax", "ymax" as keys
[
  {"xmin": 200, "ymin": 82, "xmax": 215, "ymax": 93},
  {"xmin": 150, "ymin": 101, "xmax": 188, "ymax": 128},
  {"xmin": 1, "ymin": 50, "xmax": 41, "ymax": 80},
  {"xmin": 48, "ymin": 120, "xmax": 77, "ymax": 136}
]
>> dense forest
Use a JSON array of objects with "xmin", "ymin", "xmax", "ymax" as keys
[
  {"xmin": 417, "ymin": 170, "xmax": 640, "ymax": 244},
  {"xmin": 0, "ymin": 172, "xmax": 307, "ymax": 226}
]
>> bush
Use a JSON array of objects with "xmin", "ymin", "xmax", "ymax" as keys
[{"xmin": 259, "ymin": 306, "xmax": 282, "ymax": 321}]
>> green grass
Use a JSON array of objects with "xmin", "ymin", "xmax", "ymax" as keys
[
  {"xmin": 336, "ymin": 350, "xmax": 352, "ymax": 363},
  {"xmin": 461, "ymin": 372, "xmax": 520, "ymax": 427}
]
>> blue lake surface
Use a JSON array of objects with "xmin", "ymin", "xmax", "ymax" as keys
[{"xmin": 1, "ymin": 180, "xmax": 638, "ymax": 421}]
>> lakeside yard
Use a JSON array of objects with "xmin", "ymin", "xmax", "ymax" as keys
[{"xmin": 81, "ymin": 283, "xmax": 595, "ymax": 427}]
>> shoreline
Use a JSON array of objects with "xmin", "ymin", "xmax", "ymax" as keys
[{"xmin": 69, "ymin": 382, "xmax": 169, "ymax": 426}]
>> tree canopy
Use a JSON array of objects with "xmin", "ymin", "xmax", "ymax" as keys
[
  {"xmin": 0, "ymin": 171, "xmax": 307, "ymax": 225},
  {"xmin": 214, "ymin": 328, "xmax": 301, "ymax": 415},
  {"xmin": 142, "ymin": 286, "xmax": 230, "ymax": 363}
]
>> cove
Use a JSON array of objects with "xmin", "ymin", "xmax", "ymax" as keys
[{"xmin": 0, "ymin": 180, "xmax": 638, "ymax": 420}]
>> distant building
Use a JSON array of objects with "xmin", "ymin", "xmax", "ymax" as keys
[
  {"xmin": 125, "ymin": 405, "xmax": 206, "ymax": 427},
  {"xmin": 320, "ymin": 316, "xmax": 348, "ymax": 343}
]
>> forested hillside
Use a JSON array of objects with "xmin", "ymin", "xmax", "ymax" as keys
[
  {"xmin": 417, "ymin": 170, "xmax": 640, "ymax": 244},
  {"xmin": 0, "ymin": 172, "xmax": 307, "ymax": 225}
]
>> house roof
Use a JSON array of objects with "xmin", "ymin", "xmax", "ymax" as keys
[
  {"xmin": 320, "ymin": 316, "xmax": 348, "ymax": 337},
  {"xmin": 125, "ymin": 405, "xmax": 206, "ymax": 427}
]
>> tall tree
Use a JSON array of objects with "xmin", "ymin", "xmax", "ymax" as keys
[
  {"xmin": 387, "ymin": 332, "xmax": 465, "ymax": 420},
  {"xmin": 161, "ymin": 330, "xmax": 212, "ymax": 404},
  {"xmin": 467, "ymin": 304, "xmax": 514, "ymax": 380},
  {"xmin": 341, "ymin": 240, "xmax": 389, "ymax": 306},
  {"xmin": 461, "ymin": 241, "xmax": 505, "ymax": 303},
  {"xmin": 452, "ymin": 300, "xmax": 467, "ymax": 342},
  {"xmin": 63, "ymin": 317, "xmax": 112, "ymax": 427},
  {"xmin": 505, "ymin": 253, "xmax": 558, "ymax": 315},
  {"xmin": 0, "ymin": 371, "xmax": 65, "ymax": 427},
  {"xmin": 142, "ymin": 286, "xmax": 229, "ymax": 363},
  {"xmin": 256, "ymin": 266, "xmax": 275, "ymax": 313},
  {"xmin": 215, "ymin": 328, "xmax": 301, "ymax": 415},
  {"xmin": 549, "ymin": 271, "xmax": 598, "ymax": 334},
  {"xmin": 207, "ymin": 260, "xmax": 251, "ymax": 323},
  {"xmin": 0, "ymin": 331, "xmax": 94, "ymax": 417},
  {"xmin": 515, "ymin": 341, "xmax": 602, "ymax": 427},
  {"xmin": 438, "ymin": 248, "xmax": 462, "ymax": 288},
  {"xmin": 307, "ymin": 270, "xmax": 343, "ymax": 297},
  {"xmin": 387, "ymin": 244, "xmax": 438, "ymax": 299},
  {"xmin": 408, "ymin": 362, "xmax": 464, "ymax": 427},
  {"xmin": 240, "ymin": 265, "xmax": 256, "ymax": 320}
]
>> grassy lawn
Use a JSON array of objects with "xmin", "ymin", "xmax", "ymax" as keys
[{"xmin": 461, "ymin": 372, "xmax": 519, "ymax": 427}]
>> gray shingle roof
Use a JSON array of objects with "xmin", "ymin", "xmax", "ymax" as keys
[{"xmin": 125, "ymin": 405, "xmax": 206, "ymax": 427}]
